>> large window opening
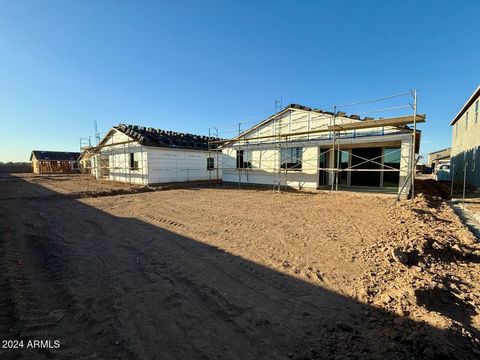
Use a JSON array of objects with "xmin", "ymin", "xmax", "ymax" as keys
[
  {"xmin": 382, "ymin": 148, "xmax": 401, "ymax": 187},
  {"xmin": 236, "ymin": 150, "xmax": 252, "ymax": 169},
  {"xmin": 318, "ymin": 149, "xmax": 330, "ymax": 186},
  {"xmin": 350, "ymin": 147, "xmax": 382, "ymax": 187},
  {"xmin": 281, "ymin": 147, "xmax": 302, "ymax": 170},
  {"xmin": 334, "ymin": 150, "xmax": 350, "ymax": 185}
]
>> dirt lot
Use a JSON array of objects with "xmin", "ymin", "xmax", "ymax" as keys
[{"xmin": 0, "ymin": 174, "xmax": 479, "ymax": 359}]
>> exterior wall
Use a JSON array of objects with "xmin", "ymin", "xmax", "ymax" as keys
[
  {"xmin": 94, "ymin": 129, "xmax": 148, "ymax": 185},
  {"xmin": 79, "ymin": 155, "xmax": 93, "ymax": 174},
  {"xmin": 222, "ymin": 139, "xmax": 413, "ymax": 194},
  {"xmin": 31, "ymin": 157, "xmax": 79, "ymax": 174},
  {"xmin": 32, "ymin": 158, "xmax": 39, "ymax": 173},
  {"xmin": 222, "ymin": 146, "xmax": 318, "ymax": 189},
  {"xmin": 147, "ymin": 147, "xmax": 221, "ymax": 184},
  {"xmin": 451, "ymin": 96, "xmax": 480, "ymax": 187},
  {"xmin": 221, "ymin": 108, "xmax": 416, "ymax": 195},
  {"xmin": 94, "ymin": 129, "xmax": 222, "ymax": 185},
  {"xmin": 109, "ymin": 145, "xmax": 147, "ymax": 185},
  {"xmin": 398, "ymin": 136, "xmax": 414, "ymax": 198}
]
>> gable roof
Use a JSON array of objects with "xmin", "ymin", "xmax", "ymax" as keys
[
  {"xmin": 450, "ymin": 85, "xmax": 480, "ymax": 126},
  {"xmin": 112, "ymin": 124, "xmax": 221, "ymax": 151},
  {"xmin": 220, "ymin": 103, "xmax": 392, "ymax": 146},
  {"xmin": 428, "ymin": 147, "xmax": 451, "ymax": 156},
  {"xmin": 78, "ymin": 148, "xmax": 95, "ymax": 161},
  {"xmin": 30, "ymin": 151, "xmax": 81, "ymax": 161}
]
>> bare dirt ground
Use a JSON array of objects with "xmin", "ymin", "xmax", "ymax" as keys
[
  {"xmin": 0, "ymin": 174, "xmax": 479, "ymax": 359},
  {"xmin": 417, "ymin": 176, "xmax": 480, "ymax": 227},
  {"xmin": 7, "ymin": 174, "xmax": 146, "ymax": 197}
]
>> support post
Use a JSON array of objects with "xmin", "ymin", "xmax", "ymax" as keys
[
  {"xmin": 463, "ymin": 161, "xmax": 467, "ymax": 209},
  {"xmin": 331, "ymin": 106, "xmax": 337, "ymax": 192},
  {"xmin": 208, "ymin": 128, "xmax": 212, "ymax": 186},
  {"xmin": 450, "ymin": 164, "xmax": 455, "ymax": 198},
  {"xmin": 411, "ymin": 90, "xmax": 417, "ymax": 199},
  {"xmin": 238, "ymin": 123, "xmax": 241, "ymax": 189}
]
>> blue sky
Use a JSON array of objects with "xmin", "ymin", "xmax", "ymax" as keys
[{"xmin": 0, "ymin": 0, "xmax": 479, "ymax": 162}]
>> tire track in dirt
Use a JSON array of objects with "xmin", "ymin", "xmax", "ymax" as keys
[
  {"xmin": 139, "ymin": 212, "xmax": 303, "ymax": 298},
  {"xmin": 1, "ymin": 210, "xmax": 63, "ymax": 359},
  {"xmin": 120, "ymin": 219, "xmax": 357, "ymax": 359},
  {"xmin": 0, "ymin": 222, "xmax": 19, "ymax": 360},
  {"xmin": 0, "ymin": 193, "xmax": 138, "ymax": 359}
]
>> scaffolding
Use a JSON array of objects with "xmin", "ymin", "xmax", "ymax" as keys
[
  {"xmin": 207, "ymin": 91, "xmax": 423, "ymax": 198},
  {"xmin": 82, "ymin": 126, "xmax": 223, "ymax": 186}
]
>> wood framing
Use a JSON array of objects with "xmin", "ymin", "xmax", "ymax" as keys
[{"xmin": 329, "ymin": 114, "xmax": 426, "ymax": 131}]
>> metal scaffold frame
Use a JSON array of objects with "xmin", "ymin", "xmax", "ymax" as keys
[
  {"xmin": 78, "ymin": 127, "xmax": 150, "ymax": 185},
  {"xmin": 207, "ymin": 90, "xmax": 423, "ymax": 199}
]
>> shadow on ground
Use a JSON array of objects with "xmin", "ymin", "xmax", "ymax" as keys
[{"xmin": 0, "ymin": 175, "xmax": 477, "ymax": 359}]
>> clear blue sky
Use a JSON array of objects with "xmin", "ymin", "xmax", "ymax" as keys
[{"xmin": 0, "ymin": 0, "xmax": 479, "ymax": 162}]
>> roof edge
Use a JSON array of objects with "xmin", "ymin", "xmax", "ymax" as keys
[
  {"xmin": 450, "ymin": 85, "xmax": 480, "ymax": 126},
  {"xmin": 428, "ymin": 147, "xmax": 451, "ymax": 155}
]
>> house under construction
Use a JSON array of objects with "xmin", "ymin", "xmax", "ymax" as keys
[
  {"xmin": 211, "ymin": 94, "xmax": 424, "ymax": 198},
  {"xmin": 85, "ymin": 124, "xmax": 222, "ymax": 185},
  {"xmin": 30, "ymin": 150, "xmax": 81, "ymax": 174}
]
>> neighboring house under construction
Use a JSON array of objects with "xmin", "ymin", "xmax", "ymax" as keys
[
  {"xmin": 427, "ymin": 148, "xmax": 451, "ymax": 173},
  {"xmin": 30, "ymin": 150, "xmax": 81, "ymax": 174},
  {"xmin": 89, "ymin": 124, "xmax": 221, "ymax": 185}
]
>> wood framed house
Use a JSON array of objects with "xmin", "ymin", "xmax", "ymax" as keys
[{"xmin": 30, "ymin": 151, "xmax": 81, "ymax": 174}]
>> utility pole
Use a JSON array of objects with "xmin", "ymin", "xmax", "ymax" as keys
[{"xmin": 94, "ymin": 120, "xmax": 100, "ymax": 145}]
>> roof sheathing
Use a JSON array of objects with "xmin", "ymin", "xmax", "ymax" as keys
[
  {"xmin": 112, "ymin": 124, "xmax": 221, "ymax": 151},
  {"xmin": 30, "ymin": 151, "xmax": 81, "ymax": 161}
]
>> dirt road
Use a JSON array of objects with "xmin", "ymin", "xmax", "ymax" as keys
[{"xmin": 0, "ymin": 175, "xmax": 479, "ymax": 359}]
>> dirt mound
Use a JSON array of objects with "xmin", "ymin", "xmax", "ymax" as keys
[
  {"xmin": 351, "ymin": 193, "xmax": 480, "ymax": 357},
  {"xmin": 415, "ymin": 178, "xmax": 452, "ymax": 199}
]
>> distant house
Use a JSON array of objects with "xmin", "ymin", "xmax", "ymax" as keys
[
  {"xmin": 427, "ymin": 148, "xmax": 451, "ymax": 173},
  {"xmin": 78, "ymin": 148, "xmax": 94, "ymax": 174},
  {"xmin": 30, "ymin": 151, "xmax": 81, "ymax": 174},
  {"xmin": 91, "ymin": 124, "xmax": 221, "ymax": 185},
  {"xmin": 450, "ymin": 85, "xmax": 480, "ymax": 187}
]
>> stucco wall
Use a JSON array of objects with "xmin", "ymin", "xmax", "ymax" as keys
[
  {"xmin": 147, "ymin": 147, "xmax": 221, "ymax": 184},
  {"xmin": 221, "ymin": 107, "xmax": 415, "ymax": 194},
  {"xmin": 451, "ymin": 95, "xmax": 480, "ymax": 187},
  {"xmin": 94, "ymin": 129, "xmax": 221, "ymax": 185},
  {"xmin": 222, "ymin": 146, "xmax": 318, "ymax": 189},
  {"xmin": 93, "ymin": 130, "xmax": 148, "ymax": 185}
]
